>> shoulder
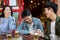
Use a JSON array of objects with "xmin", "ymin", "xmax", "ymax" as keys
[
  {"xmin": 20, "ymin": 20, "xmax": 25, "ymax": 24},
  {"xmin": 32, "ymin": 17, "xmax": 41, "ymax": 21},
  {"xmin": 56, "ymin": 16, "xmax": 60, "ymax": 22},
  {"xmin": 9, "ymin": 16, "xmax": 15, "ymax": 20},
  {"xmin": 0, "ymin": 17, "xmax": 4, "ymax": 20},
  {"xmin": 0, "ymin": 17, "xmax": 4, "ymax": 22},
  {"xmin": 8, "ymin": 16, "xmax": 16, "ymax": 22}
]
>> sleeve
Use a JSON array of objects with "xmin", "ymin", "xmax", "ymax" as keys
[
  {"xmin": 0, "ymin": 18, "xmax": 7, "ymax": 33},
  {"xmin": 9, "ymin": 17, "xmax": 16, "ymax": 31},
  {"xmin": 0, "ymin": 24, "xmax": 3, "ymax": 34},
  {"xmin": 17, "ymin": 21, "xmax": 30, "ymax": 34},
  {"xmin": 37, "ymin": 19, "xmax": 44, "ymax": 32}
]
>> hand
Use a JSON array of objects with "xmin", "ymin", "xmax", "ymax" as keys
[
  {"xmin": 37, "ymin": 29, "xmax": 41, "ymax": 35},
  {"xmin": 37, "ymin": 29, "xmax": 44, "ymax": 37},
  {"xmin": 29, "ymin": 32, "xmax": 34, "ymax": 35}
]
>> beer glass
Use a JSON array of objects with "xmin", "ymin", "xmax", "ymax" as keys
[
  {"xmin": 33, "ymin": 29, "xmax": 39, "ymax": 40},
  {"xmin": 33, "ymin": 33, "xmax": 39, "ymax": 40},
  {"xmin": 0, "ymin": 35, "xmax": 2, "ymax": 40},
  {"xmin": 6, "ymin": 33, "xmax": 12, "ymax": 40},
  {"xmin": 15, "ymin": 31, "xmax": 20, "ymax": 38}
]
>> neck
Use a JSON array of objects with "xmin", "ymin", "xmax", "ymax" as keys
[
  {"xmin": 4, "ymin": 15, "xmax": 8, "ymax": 18},
  {"xmin": 50, "ymin": 13, "xmax": 56, "ymax": 22}
]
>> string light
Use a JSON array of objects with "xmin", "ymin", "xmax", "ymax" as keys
[
  {"xmin": 38, "ymin": 3, "xmax": 40, "ymax": 5},
  {"xmin": 33, "ymin": 7, "xmax": 34, "ymax": 8},
  {"xmin": 42, "ymin": 1, "xmax": 45, "ymax": 4},
  {"xmin": 31, "ymin": 0, "xmax": 33, "ymax": 3}
]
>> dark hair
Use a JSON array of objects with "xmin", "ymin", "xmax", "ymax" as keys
[
  {"xmin": 21, "ymin": 9, "xmax": 31, "ymax": 18},
  {"xmin": 44, "ymin": 2, "xmax": 58, "ymax": 14},
  {"xmin": 2, "ymin": 5, "xmax": 13, "ymax": 17}
]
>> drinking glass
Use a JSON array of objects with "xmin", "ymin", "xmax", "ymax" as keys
[{"xmin": 33, "ymin": 29, "xmax": 39, "ymax": 40}]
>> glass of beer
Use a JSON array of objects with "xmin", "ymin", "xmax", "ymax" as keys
[
  {"xmin": 6, "ymin": 33, "xmax": 12, "ymax": 40},
  {"xmin": 0, "ymin": 35, "xmax": 2, "ymax": 40},
  {"xmin": 33, "ymin": 33, "xmax": 39, "ymax": 40},
  {"xmin": 33, "ymin": 28, "xmax": 39, "ymax": 40},
  {"xmin": 15, "ymin": 31, "xmax": 20, "ymax": 38}
]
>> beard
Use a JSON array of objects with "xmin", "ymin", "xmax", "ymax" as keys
[{"xmin": 25, "ymin": 20, "xmax": 32, "ymax": 24}]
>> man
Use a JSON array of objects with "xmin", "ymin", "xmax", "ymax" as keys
[
  {"xmin": 17, "ymin": 9, "xmax": 44, "ymax": 36},
  {"xmin": 44, "ymin": 2, "xmax": 60, "ymax": 40}
]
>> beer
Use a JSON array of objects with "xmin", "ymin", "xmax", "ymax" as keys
[
  {"xmin": 6, "ymin": 34, "xmax": 12, "ymax": 40},
  {"xmin": 0, "ymin": 36, "xmax": 2, "ymax": 40},
  {"xmin": 33, "ymin": 33, "xmax": 39, "ymax": 40},
  {"xmin": 15, "ymin": 31, "xmax": 20, "ymax": 38}
]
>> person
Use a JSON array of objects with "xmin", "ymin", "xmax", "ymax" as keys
[
  {"xmin": 0, "ymin": 13, "xmax": 4, "ymax": 34},
  {"xmin": 17, "ymin": 9, "xmax": 44, "ymax": 37},
  {"xmin": 0, "ymin": 5, "xmax": 16, "ymax": 34},
  {"xmin": 44, "ymin": 1, "xmax": 60, "ymax": 40}
]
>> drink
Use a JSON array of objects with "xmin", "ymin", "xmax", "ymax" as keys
[
  {"xmin": 33, "ymin": 33, "xmax": 39, "ymax": 40},
  {"xmin": 0, "ymin": 36, "xmax": 2, "ymax": 40},
  {"xmin": 6, "ymin": 34, "xmax": 12, "ymax": 40},
  {"xmin": 15, "ymin": 31, "xmax": 20, "ymax": 38}
]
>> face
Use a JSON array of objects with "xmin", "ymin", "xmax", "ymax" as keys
[
  {"xmin": 44, "ymin": 8, "xmax": 51, "ymax": 18},
  {"xmin": 4, "ymin": 7, "xmax": 11, "ymax": 18},
  {"xmin": 24, "ymin": 15, "xmax": 32, "ymax": 24}
]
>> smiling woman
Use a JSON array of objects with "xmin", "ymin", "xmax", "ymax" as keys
[
  {"xmin": 0, "ymin": 5, "xmax": 16, "ymax": 34},
  {"xmin": 2, "ymin": 5, "xmax": 13, "ymax": 18}
]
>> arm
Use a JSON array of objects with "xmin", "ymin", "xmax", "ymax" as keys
[
  {"xmin": 0, "ymin": 24, "xmax": 4, "ymax": 34},
  {"xmin": 9, "ymin": 17, "xmax": 16, "ymax": 31},
  {"xmin": 0, "ymin": 18, "xmax": 7, "ymax": 33},
  {"xmin": 17, "ymin": 21, "xmax": 30, "ymax": 34},
  {"xmin": 37, "ymin": 19, "xmax": 44, "ymax": 32},
  {"xmin": 37, "ymin": 19, "xmax": 44, "ymax": 37}
]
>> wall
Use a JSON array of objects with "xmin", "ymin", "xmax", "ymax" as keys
[{"xmin": 57, "ymin": 0, "xmax": 60, "ymax": 16}]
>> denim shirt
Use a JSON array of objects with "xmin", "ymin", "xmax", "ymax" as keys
[
  {"xmin": 0, "ymin": 16, "xmax": 16, "ymax": 34},
  {"xmin": 0, "ymin": 18, "xmax": 4, "ymax": 34},
  {"xmin": 17, "ymin": 17, "xmax": 44, "ymax": 34},
  {"xmin": 8, "ymin": 16, "xmax": 16, "ymax": 31}
]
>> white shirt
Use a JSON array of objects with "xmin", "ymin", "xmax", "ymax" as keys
[
  {"xmin": 50, "ymin": 21, "xmax": 56, "ymax": 38},
  {"xmin": 27, "ymin": 23, "xmax": 34, "ymax": 34}
]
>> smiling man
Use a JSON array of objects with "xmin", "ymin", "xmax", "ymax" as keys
[
  {"xmin": 44, "ymin": 1, "xmax": 60, "ymax": 40},
  {"xmin": 17, "ymin": 9, "xmax": 44, "ymax": 37}
]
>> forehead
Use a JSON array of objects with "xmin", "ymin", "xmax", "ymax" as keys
[
  {"xmin": 44, "ymin": 8, "xmax": 48, "ymax": 10},
  {"xmin": 5, "ymin": 7, "xmax": 10, "ymax": 10},
  {"xmin": 24, "ymin": 16, "xmax": 31, "ymax": 19}
]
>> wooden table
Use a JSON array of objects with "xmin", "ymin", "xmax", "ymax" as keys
[
  {"xmin": 0, "ymin": 34, "xmax": 44, "ymax": 40},
  {"xmin": 23, "ymin": 34, "xmax": 44, "ymax": 40}
]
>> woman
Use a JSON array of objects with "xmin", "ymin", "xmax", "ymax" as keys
[
  {"xmin": 0, "ymin": 13, "xmax": 4, "ymax": 34},
  {"xmin": 0, "ymin": 5, "xmax": 16, "ymax": 34}
]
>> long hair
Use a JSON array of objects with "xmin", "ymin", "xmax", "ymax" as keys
[{"xmin": 2, "ymin": 5, "xmax": 13, "ymax": 17}]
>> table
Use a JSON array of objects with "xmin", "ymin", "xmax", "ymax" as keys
[
  {"xmin": 0, "ymin": 34, "xmax": 44, "ymax": 40},
  {"xmin": 0, "ymin": 34, "xmax": 23, "ymax": 40},
  {"xmin": 23, "ymin": 34, "xmax": 44, "ymax": 40}
]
